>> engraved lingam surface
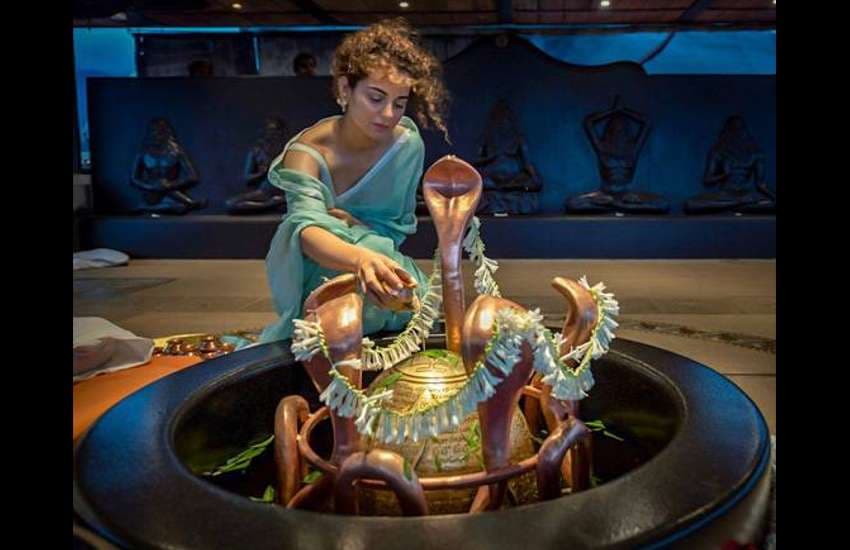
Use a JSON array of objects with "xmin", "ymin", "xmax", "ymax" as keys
[{"xmin": 360, "ymin": 350, "xmax": 537, "ymax": 515}]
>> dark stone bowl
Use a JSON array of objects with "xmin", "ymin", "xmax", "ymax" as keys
[{"xmin": 73, "ymin": 339, "xmax": 771, "ymax": 549}]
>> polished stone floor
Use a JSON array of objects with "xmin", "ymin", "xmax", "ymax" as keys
[{"xmin": 74, "ymin": 259, "xmax": 776, "ymax": 433}]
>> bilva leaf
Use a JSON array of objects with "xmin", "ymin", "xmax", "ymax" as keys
[
  {"xmin": 303, "ymin": 470, "xmax": 323, "ymax": 484},
  {"xmin": 421, "ymin": 349, "xmax": 450, "ymax": 360},
  {"xmin": 584, "ymin": 420, "xmax": 606, "ymax": 431},
  {"xmin": 602, "ymin": 430, "xmax": 625, "ymax": 442},
  {"xmin": 584, "ymin": 419, "xmax": 624, "ymax": 442},
  {"xmin": 249, "ymin": 485, "xmax": 276, "ymax": 503},
  {"xmin": 202, "ymin": 434, "xmax": 275, "ymax": 477},
  {"xmin": 372, "ymin": 372, "xmax": 403, "ymax": 391}
]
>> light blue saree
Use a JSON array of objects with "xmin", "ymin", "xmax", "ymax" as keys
[{"xmin": 259, "ymin": 115, "xmax": 428, "ymax": 343}]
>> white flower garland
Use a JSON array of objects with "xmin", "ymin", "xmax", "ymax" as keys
[
  {"xmin": 462, "ymin": 216, "xmax": 502, "ymax": 297},
  {"xmin": 292, "ymin": 254, "xmax": 443, "ymax": 372},
  {"xmin": 359, "ymin": 253, "xmax": 443, "ymax": 371},
  {"xmin": 292, "ymin": 284, "xmax": 619, "ymax": 445},
  {"xmin": 343, "ymin": 216, "xmax": 500, "ymax": 372},
  {"xmin": 289, "ymin": 216, "xmax": 620, "ymax": 444},
  {"xmin": 548, "ymin": 277, "xmax": 620, "ymax": 399}
]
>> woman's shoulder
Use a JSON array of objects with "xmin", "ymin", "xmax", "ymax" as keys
[
  {"xmin": 278, "ymin": 118, "xmax": 338, "ymax": 179},
  {"xmin": 295, "ymin": 118, "xmax": 336, "ymax": 153},
  {"xmin": 398, "ymin": 116, "xmax": 424, "ymax": 152},
  {"xmin": 398, "ymin": 116, "xmax": 421, "ymax": 137}
]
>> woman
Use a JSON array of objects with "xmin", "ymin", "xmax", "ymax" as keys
[{"xmin": 259, "ymin": 18, "xmax": 449, "ymax": 344}]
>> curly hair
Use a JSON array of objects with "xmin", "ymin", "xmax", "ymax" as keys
[{"xmin": 331, "ymin": 18, "xmax": 450, "ymax": 142}]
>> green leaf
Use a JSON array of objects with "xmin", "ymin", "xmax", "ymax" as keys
[
  {"xmin": 249, "ymin": 485, "xmax": 276, "ymax": 503},
  {"xmin": 302, "ymin": 470, "xmax": 323, "ymax": 484},
  {"xmin": 421, "ymin": 349, "xmax": 450, "ymax": 360},
  {"xmin": 371, "ymin": 372, "xmax": 403, "ymax": 391},
  {"xmin": 602, "ymin": 430, "xmax": 625, "ymax": 442},
  {"xmin": 582, "ymin": 419, "xmax": 624, "ymax": 441},
  {"xmin": 403, "ymin": 458, "xmax": 413, "ymax": 481},
  {"xmin": 584, "ymin": 420, "xmax": 606, "ymax": 431},
  {"xmin": 247, "ymin": 436, "xmax": 275, "ymax": 450},
  {"xmin": 201, "ymin": 434, "xmax": 275, "ymax": 477}
]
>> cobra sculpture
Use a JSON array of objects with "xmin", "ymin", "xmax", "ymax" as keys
[{"xmin": 275, "ymin": 155, "xmax": 619, "ymax": 515}]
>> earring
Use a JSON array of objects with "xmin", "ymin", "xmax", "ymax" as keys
[{"xmin": 337, "ymin": 97, "xmax": 348, "ymax": 113}]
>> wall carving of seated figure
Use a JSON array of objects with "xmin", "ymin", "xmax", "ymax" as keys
[
  {"xmin": 565, "ymin": 96, "xmax": 668, "ymax": 215},
  {"xmin": 129, "ymin": 118, "xmax": 206, "ymax": 216},
  {"xmin": 684, "ymin": 115, "xmax": 775, "ymax": 215},
  {"xmin": 226, "ymin": 116, "xmax": 289, "ymax": 215},
  {"xmin": 472, "ymin": 99, "xmax": 543, "ymax": 215}
]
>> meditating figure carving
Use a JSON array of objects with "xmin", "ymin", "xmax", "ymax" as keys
[
  {"xmin": 226, "ymin": 116, "xmax": 289, "ymax": 215},
  {"xmin": 472, "ymin": 99, "xmax": 542, "ymax": 215},
  {"xmin": 565, "ymin": 97, "xmax": 668, "ymax": 214},
  {"xmin": 130, "ymin": 118, "xmax": 206, "ymax": 215},
  {"xmin": 684, "ymin": 115, "xmax": 776, "ymax": 214}
]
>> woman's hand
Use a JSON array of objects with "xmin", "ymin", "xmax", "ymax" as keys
[
  {"xmin": 328, "ymin": 208, "xmax": 366, "ymax": 227},
  {"xmin": 353, "ymin": 249, "xmax": 417, "ymax": 309}
]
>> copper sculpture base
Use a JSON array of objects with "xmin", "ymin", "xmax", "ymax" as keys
[
  {"xmin": 288, "ymin": 374, "xmax": 585, "ymax": 515},
  {"xmin": 358, "ymin": 351, "xmax": 537, "ymax": 515}
]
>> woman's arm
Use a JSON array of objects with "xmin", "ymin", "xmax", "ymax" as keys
[{"xmin": 284, "ymin": 149, "xmax": 415, "ymax": 305}]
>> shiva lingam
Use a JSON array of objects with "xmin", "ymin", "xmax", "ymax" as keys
[{"xmin": 274, "ymin": 155, "xmax": 619, "ymax": 515}]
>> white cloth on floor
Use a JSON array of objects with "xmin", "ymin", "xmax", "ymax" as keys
[
  {"xmin": 73, "ymin": 249, "xmax": 129, "ymax": 271},
  {"xmin": 73, "ymin": 317, "xmax": 154, "ymax": 382}
]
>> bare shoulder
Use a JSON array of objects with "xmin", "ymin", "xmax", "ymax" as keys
[
  {"xmin": 282, "ymin": 149, "xmax": 321, "ymax": 179},
  {"xmin": 282, "ymin": 118, "xmax": 338, "ymax": 179},
  {"xmin": 298, "ymin": 118, "xmax": 336, "ymax": 152}
]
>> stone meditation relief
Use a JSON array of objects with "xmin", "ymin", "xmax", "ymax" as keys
[
  {"xmin": 472, "ymin": 99, "xmax": 543, "ymax": 215},
  {"xmin": 226, "ymin": 116, "xmax": 289, "ymax": 215},
  {"xmin": 685, "ymin": 115, "xmax": 776, "ymax": 214},
  {"xmin": 129, "ymin": 117, "xmax": 206, "ymax": 215},
  {"xmin": 565, "ymin": 96, "xmax": 669, "ymax": 214}
]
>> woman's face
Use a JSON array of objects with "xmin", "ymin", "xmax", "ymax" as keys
[{"xmin": 339, "ymin": 70, "xmax": 411, "ymax": 142}]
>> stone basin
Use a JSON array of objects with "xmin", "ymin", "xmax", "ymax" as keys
[{"xmin": 73, "ymin": 337, "xmax": 771, "ymax": 549}]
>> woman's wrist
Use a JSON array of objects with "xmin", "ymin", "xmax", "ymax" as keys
[{"xmin": 344, "ymin": 244, "xmax": 368, "ymax": 273}]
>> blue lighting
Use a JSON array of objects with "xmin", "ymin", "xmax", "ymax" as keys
[
  {"xmin": 73, "ymin": 26, "xmax": 775, "ymax": 170},
  {"xmin": 525, "ymin": 30, "xmax": 776, "ymax": 74},
  {"xmin": 74, "ymin": 28, "xmax": 137, "ymax": 169}
]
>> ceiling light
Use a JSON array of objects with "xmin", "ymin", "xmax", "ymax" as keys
[
  {"xmin": 399, "ymin": 1, "xmax": 410, "ymax": 7},
  {"xmin": 600, "ymin": 0, "xmax": 611, "ymax": 8},
  {"xmin": 232, "ymin": 3, "xmax": 243, "ymax": 9}
]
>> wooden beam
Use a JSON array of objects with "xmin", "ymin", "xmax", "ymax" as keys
[
  {"xmin": 289, "ymin": 0, "xmax": 341, "ymax": 25},
  {"xmin": 680, "ymin": 0, "xmax": 715, "ymax": 21},
  {"xmin": 498, "ymin": 0, "xmax": 513, "ymax": 24}
]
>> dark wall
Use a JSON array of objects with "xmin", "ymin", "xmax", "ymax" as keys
[
  {"xmin": 89, "ymin": 35, "xmax": 775, "ymax": 215},
  {"xmin": 424, "ymin": 36, "xmax": 776, "ymax": 214},
  {"xmin": 89, "ymin": 77, "xmax": 338, "ymax": 214}
]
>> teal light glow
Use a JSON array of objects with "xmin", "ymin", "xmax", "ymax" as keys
[{"xmin": 74, "ymin": 28, "xmax": 137, "ymax": 169}]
